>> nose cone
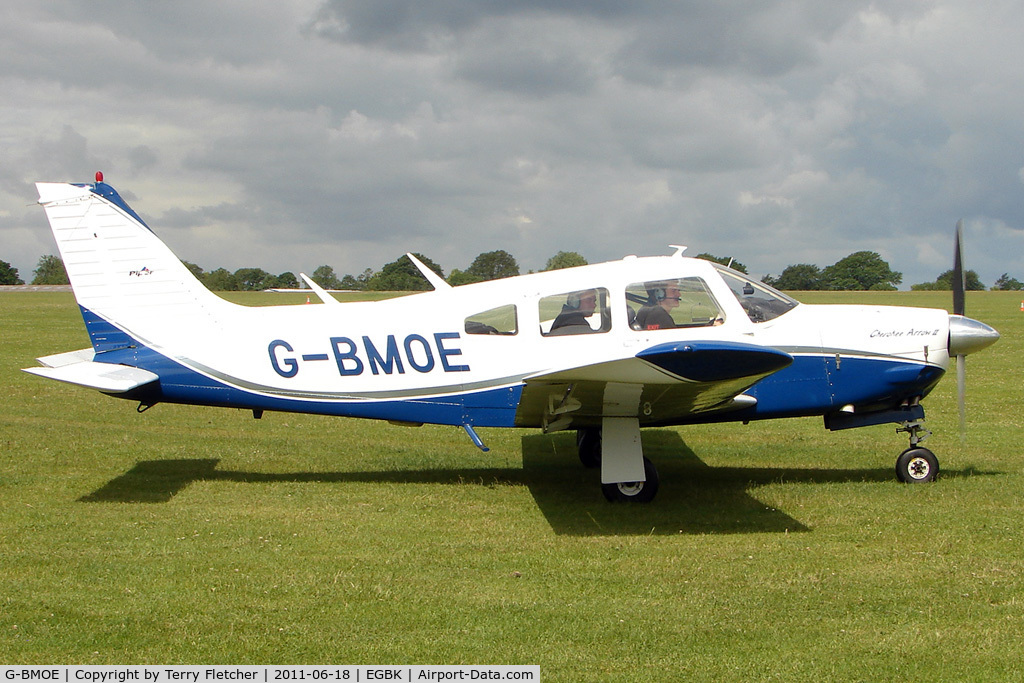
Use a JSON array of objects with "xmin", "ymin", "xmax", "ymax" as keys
[{"xmin": 948, "ymin": 315, "xmax": 1000, "ymax": 355}]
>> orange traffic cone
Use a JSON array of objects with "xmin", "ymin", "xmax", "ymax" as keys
[{"xmin": 306, "ymin": 295, "xmax": 311, "ymax": 304}]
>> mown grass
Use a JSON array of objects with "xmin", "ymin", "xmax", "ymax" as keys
[{"xmin": 1, "ymin": 290, "xmax": 1022, "ymax": 680}]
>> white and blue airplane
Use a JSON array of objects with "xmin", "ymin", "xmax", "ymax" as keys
[{"xmin": 25, "ymin": 175, "xmax": 1000, "ymax": 502}]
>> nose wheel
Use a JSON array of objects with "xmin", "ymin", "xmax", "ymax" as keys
[
  {"xmin": 896, "ymin": 447, "xmax": 939, "ymax": 483},
  {"xmin": 895, "ymin": 416, "xmax": 939, "ymax": 483}
]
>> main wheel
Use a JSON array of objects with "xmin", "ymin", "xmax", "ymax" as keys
[
  {"xmin": 601, "ymin": 457, "xmax": 659, "ymax": 503},
  {"xmin": 576, "ymin": 428, "xmax": 602, "ymax": 468},
  {"xmin": 896, "ymin": 447, "xmax": 939, "ymax": 483}
]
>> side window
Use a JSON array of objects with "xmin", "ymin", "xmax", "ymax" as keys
[
  {"xmin": 465, "ymin": 304, "xmax": 518, "ymax": 335},
  {"xmin": 539, "ymin": 287, "xmax": 611, "ymax": 336},
  {"xmin": 626, "ymin": 278, "xmax": 724, "ymax": 330}
]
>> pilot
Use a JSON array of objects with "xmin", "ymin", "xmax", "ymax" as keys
[
  {"xmin": 549, "ymin": 289, "xmax": 599, "ymax": 335},
  {"xmin": 634, "ymin": 281, "xmax": 680, "ymax": 330}
]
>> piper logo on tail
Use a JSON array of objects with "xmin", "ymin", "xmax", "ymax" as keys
[{"xmin": 129, "ymin": 267, "xmax": 153, "ymax": 277}]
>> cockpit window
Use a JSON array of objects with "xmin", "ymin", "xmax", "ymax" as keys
[
  {"xmin": 714, "ymin": 265, "xmax": 798, "ymax": 323},
  {"xmin": 626, "ymin": 277, "xmax": 724, "ymax": 330},
  {"xmin": 465, "ymin": 304, "xmax": 518, "ymax": 335},
  {"xmin": 540, "ymin": 287, "xmax": 611, "ymax": 336}
]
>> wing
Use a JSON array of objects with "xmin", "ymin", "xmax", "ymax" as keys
[{"xmin": 516, "ymin": 340, "xmax": 793, "ymax": 430}]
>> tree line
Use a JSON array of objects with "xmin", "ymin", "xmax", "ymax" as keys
[
  {"xmin": 763, "ymin": 251, "xmax": 1023, "ymax": 291},
  {"xmin": 4, "ymin": 250, "xmax": 1023, "ymax": 292},
  {"xmin": 0, "ymin": 250, "xmax": 588, "ymax": 291}
]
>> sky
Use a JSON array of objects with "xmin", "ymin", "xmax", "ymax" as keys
[{"xmin": 2, "ymin": 0, "xmax": 1023, "ymax": 288}]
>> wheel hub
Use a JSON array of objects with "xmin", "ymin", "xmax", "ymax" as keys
[
  {"xmin": 617, "ymin": 481, "xmax": 644, "ymax": 496},
  {"xmin": 907, "ymin": 457, "xmax": 931, "ymax": 479}
]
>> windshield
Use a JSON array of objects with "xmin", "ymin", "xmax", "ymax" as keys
[{"xmin": 714, "ymin": 264, "xmax": 799, "ymax": 323}]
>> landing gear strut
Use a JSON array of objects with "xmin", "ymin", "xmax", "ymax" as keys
[{"xmin": 895, "ymin": 415, "xmax": 939, "ymax": 483}]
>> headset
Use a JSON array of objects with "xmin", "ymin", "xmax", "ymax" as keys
[
  {"xmin": 647, "ymin": 282, "xmax": 680, "ymax": 303},
  {"xmin": 566, "ymin": 289, "xmax": 597, "ymax": 310}
]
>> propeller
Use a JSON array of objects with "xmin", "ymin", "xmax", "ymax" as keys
[
  {"xmin": 946, "ymin": 219, "xmax": 999, "ymax": 443},
  {"xmin": 952, "ymin": 220, "xmax": 967, "ymax": 440}
]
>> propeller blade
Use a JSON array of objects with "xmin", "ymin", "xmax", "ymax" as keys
[
  {"xmin": 952, "ymin": 219, "xmax": 966, "ymax": 316},
  {"xmin": 957, "ymin": 354, "xmax": 966, "ymax": 443},
  {"xmin": 953, "ymin": 220, "xmax": 967, "ymax": 442}
]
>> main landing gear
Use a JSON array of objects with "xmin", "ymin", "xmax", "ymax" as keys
[
  {"xmin": 576, "ymin": 423, "xmax": 661, "ymax": 503},
  {"xmin": 895, "ymin": 414, "xmax": 939, "ymax": 483},
  {"xmin": 601, "ymin": 456, "xmax": 659, "ymax": 503}
]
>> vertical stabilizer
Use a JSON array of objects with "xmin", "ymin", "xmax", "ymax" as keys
[{"xmin": 36, "ymin": 180, "xmax": 234, "ymax": 353}]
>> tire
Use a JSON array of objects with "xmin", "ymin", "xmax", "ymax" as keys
[
  {"xmin": 576, "ymin": 428, "xmax": 602, "ymax": 468},
  {"xmin": 896, "ymin": 447, "xmax": 939, "ymax": 483},
  {"xmin": 601, "ymin": 457, "xmax": 659, "ymax": 503}
]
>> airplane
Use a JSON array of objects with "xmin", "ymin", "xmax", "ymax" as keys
[{"xmin": 24, "ymin": 174, "xmax": 1000, "ymax": 503}]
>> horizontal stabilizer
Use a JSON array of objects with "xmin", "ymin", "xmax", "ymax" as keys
[{"xmin": 23, "ymin": 358, "xmax": 159, "ymax": 394}]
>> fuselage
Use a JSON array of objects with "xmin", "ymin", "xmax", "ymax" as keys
[
  {"xmin": 33, "ymin": 179, "xmax": 994, "ymax": 439},
  {"xmin": 97, "ymin": 253, "xmax": 952, "ymax": 430}
]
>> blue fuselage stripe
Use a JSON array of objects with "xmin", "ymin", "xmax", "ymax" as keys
[{"xmin": 79, "ymin": 308, "xmax": 943, "ymax": 428}]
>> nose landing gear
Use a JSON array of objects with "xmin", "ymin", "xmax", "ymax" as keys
[{"xmin": 895, "ymin": 414, "xmax": 939, "ymax": 483}]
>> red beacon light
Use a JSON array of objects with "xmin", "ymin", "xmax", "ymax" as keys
[{"xmin": 95, "ymin": 171, "xmax": 104, "ymax": 183}]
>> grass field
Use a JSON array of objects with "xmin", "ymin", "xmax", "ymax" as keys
[{"xmin": 1, "ymin": 289, "xmax": 1022, "ymax": 680}]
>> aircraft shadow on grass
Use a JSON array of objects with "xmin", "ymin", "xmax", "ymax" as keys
[{"xmin": 79, "ymin": 429, "xmax": 995, "ymax": 536}]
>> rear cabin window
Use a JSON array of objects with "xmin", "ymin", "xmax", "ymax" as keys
[
  {"xmin": 539, "ymin": 287, "xmax": 611, "ymax": 336},
  {"xmin": 465, "ymin": 304, "xmax": 518, "ymax": 335},
  {"xmin": 626, "ymin": 278, "xmax": 724, "ymax": 330}
]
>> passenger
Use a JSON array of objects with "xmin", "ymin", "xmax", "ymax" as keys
[
  {"xmin": 549, "ymin": 289, "xmax": 598, "ymax": 335},
  {"xmin": 634, "ymin": 281, "xmax": 680, "ymax": 330}
]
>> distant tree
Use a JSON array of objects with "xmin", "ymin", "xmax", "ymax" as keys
[
  {"xmin": 233, "ymin": 267, "xmax": 276, "ymax": 291},
  {"xmin": 367, "ymin": 254, "xmax": 444, "ymax": 291},
  {"xmin": 183, "ymin": 261, "xmax": 206, "ymax": 280},
  {"xmin": 543, "ymin": 251, "xmax": 587, "ymax": 271},
  {"xmin": 821, "ymin": 252, "xmax": 901, "ymax": 290},
  {"xmin": 0, "ymin": 259, "xmax": 24, "ymax": 285},
  {"xmin": 449, "ymin": 250, "xmax": 520, "ymax": 285},
  {"xmin": 310, "ymin": 265, "xmax": 343, "ymax": 290},
  {"xmin": 992, "ymin": 273, "xmax": 1024, "ymax": 291},
  {"xmin": 695, "ymin": 253, "xmax": 748, "ymax": 274},
  {"xmin": 357, "ymin": 268, "xmax": 375, "ymax": 288},
  {"xmin": 273, "ymin": 271, "xmax": 299, "ymax": 289},
  {"xmin": 911, "ymin": 269, "xmax": 984, "ymax": 291},
  {"xmin": 772, "ymin": 264, "xmax": 824, "ymax": 291},
  {"xmin": 202, "ymin": 268, "xmax": 239, "ymax": 291},
  {"xmin": 31, "ymin": 255, "xmax": 69, "ymax": 285},
  {"xmin": 339, "ymin": 268, "xmax": 375, "ymax": 291}
]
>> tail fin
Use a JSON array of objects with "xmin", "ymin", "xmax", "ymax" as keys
[{"xmin": 36, "ymin": 180, "xmax": 233, "ymax": 353}]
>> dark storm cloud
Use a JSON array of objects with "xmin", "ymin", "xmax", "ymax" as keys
[{"xmin": 2, "ymin": 0, "xmax": 1022, "ymax": 286}]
